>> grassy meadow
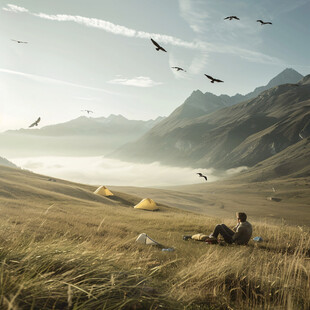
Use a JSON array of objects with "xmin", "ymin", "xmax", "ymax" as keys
[{"xmin": 0, "ymin": 166, "xmax": 309, "ymax": 309}]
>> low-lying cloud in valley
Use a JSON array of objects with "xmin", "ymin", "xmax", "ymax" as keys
[{"xmin": 12, "ymin": 156, "xmax": 221, "ymax": 187}]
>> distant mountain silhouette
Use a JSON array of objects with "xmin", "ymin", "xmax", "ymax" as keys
[
  {"xmin": 0, "ymin": 115, "xmax": 164, "ymax": 157},
  {"xmin": 6, "ymin": 114, "xmax": 164, "ymax": 136},
  {"xmin": 111, "ymin": 72, "xmax": 310, "ymax": 176}
]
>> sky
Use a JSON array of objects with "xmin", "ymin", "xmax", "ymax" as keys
[{"xmin": 1, "ymin": 0, "xmax": 310, "ymax": 131}]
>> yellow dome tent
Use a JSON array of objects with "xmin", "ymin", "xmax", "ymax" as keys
[
  {"xmin": 94, "ymin": 186, "xmax": 114, "ymax": 196},
  {"xmin": 133, "ymin": 198, "xmax": 159, "ymax": 211}
]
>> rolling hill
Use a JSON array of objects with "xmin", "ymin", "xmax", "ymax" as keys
[{"xmin": 1, "ymin": 165, "xmax": 309, "ymax": 309}]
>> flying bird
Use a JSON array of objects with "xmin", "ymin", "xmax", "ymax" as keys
[
  {"xmin": 81, "ymin": 110, "xmax": 93, "ymax": 114},
  {"xmin": 150, "ymin": 38, "xmax": 167, "ymax": 52},
  {"xmin": 29, "ymin": 117, "xmax": 41, "ymax": 128},
  {"xmin": 204, "ymin": 74, "xmax": 224, "ymax": 83},
  {"xmin": 224, "ymin": 16, "xmax": 240, "ymax": 20},
  {"xmin": 11, "ymin": 39, "xmax": 28, "ymax": 44},
  {"xmin": 256, "ymin": 20, "xmax": 272, "ymax": 25},
  {"xmin": 171, "ymin": 66, "xmax": 186, "ymax": 72},
  {"xmin": 197, "ymin": 173, "xmax": 208, "ymax": 181}
]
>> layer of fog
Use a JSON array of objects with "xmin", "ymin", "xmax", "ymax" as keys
[{"xmin": 11, "ymin": 156, "xmax": 247, "ymax": 187}]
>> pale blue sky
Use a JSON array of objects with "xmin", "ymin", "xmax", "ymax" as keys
[{"xmin": 0, "ymin": 0, "xmax": 309, "ymax": 131}]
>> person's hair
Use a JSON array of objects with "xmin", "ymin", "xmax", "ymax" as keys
[{"xmin": 236, "ymin": 212, "xmax": 247, "ymax": 222}]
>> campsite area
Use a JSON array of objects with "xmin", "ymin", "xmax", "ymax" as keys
[{"xmin": 0, "ymin": 165, "xmax": 309, "ymax": 309}]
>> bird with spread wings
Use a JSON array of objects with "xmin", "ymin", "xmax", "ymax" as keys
[
  {"xmin": 12, "ymin": 39, "xmax": 28, "ymax": 44},
  {"xmin": 81, "ymin": 110, "xmax": 94, "ymax": 114},
  {"xmin": 150, "ymin": 38, "xmax": 167, "ymax": 52},
  {"xmin": 197, "ymin": 173, "xmax": 208, "ymax": 181},
  {"xmin": 224, "ymin": 16, "xmax": 240, "ymax": 21},
  {"xmin": 204, "ymin": 74, "xmax": 224, "ymax": 83},
  {"xmin": 257, "ymin": 20, "xmax": 272, "ymax": 25},
  {"xmin": 171, "ymin": 66, "xmax": 186, "ymax": 72},
  {"xmin": 29, "ymin": 117, "xmax": 41, "ymax": 128}
]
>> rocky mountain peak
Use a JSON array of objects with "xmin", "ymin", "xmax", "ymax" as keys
[{"xmin": 266, "ymin": 68, "xmax": 304, "ymax": 88}]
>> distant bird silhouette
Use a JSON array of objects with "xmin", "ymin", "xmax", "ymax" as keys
[
  {"xmin": 150, "ymin": 38, "xmax": 167, "ymax": 52},
  {"xmin": 81, "ymin": 110, "xmax": 93, "ymax": 114},
  {"xmin": 224, "ymin": 16, "xmax": 240, "ymax": 20},
  {"xmin": 204, "ymin": 74, "xmax": 224, "ymax": 83},
  {"xmin": 256, "ymin": 20, "xmax": 272, "ymax": 25},
  {"xmin": 29, "ymin": 117, "xmax": 41, "ymax": 128},
  {"xmin": 197, "ymin": 173, "xmax": 208, "ymax": 181},
  {"xmin": 171, "ymin": 66, "xmax": 186, "ymax": 72},
  {"xmin": 11, "ymin": 39, "xmax": 28, "ymax": 44}
]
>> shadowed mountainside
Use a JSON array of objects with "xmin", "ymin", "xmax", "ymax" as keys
[{"xmin": 112, "ymin": 74, "xmax": 310, "ymax": 174}]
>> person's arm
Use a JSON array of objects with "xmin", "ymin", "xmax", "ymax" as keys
[
  {"xmin": 232, "ymin": 226, "xmax": 246, "ymax": 241},
  {"xmin": 232, "ymin": 223, "xmax": 239, "ymax": 232}
]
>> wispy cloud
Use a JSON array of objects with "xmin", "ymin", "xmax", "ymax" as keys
[
  {"xmin": 3, "ymin": 3, "xmax": 282, "ymax": 66},
  {"xmin": 3, "ymin": 4, "xmax": 203, "ymax": 51},
  {"xmin": 108, "ymin": 76, "xmax": 162, "ymax": 88},
  {"xmin": 2, "ymin": 4, "xmax": 28, "ymax": 13},
  {"xmin": 178, "ymin": 0, "xmax": 284, "ymax": 67},
  {"xmin": 0, "ymin": 68, "xmax": 116, "ymax": 94},
  {"xmin": 178, "ymin": 0, "xmax": 208, "ymax": 34},
  {"xmin": 187, "ymin": 53, "xmax": 209, "ymax": 75},
  {"xmin": 169, "ymin": 51, "xmax": 209, "ymax": 78}
]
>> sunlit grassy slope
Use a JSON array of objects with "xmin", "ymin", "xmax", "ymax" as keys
[{"xmin": 0, "ymin": 165, "xmax": 309, "ymax": 309}]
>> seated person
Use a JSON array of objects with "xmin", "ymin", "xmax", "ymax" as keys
[{"xmin": 208, "ymin": 212, "xmax": 252, "ymax": 245}]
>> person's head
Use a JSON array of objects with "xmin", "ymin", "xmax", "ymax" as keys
[{"xmin": 236, "ymin": 212, "xmax": 247, "ymax": 222}]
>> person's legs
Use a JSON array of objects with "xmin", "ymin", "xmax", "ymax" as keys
[{"xmin": 210, "ymin": 224, "xmax": 234, "ymax": 243}]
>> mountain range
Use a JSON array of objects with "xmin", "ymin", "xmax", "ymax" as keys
[
  {"xmin": 2, "ymin": 68, "xmax": 309, "ymax": 182},
  {"xmin": 111, "ymin": 69, "xmax": 310, "ymax": 178},
  {"xmin": 144, "ymin": 68, "xmax": 304, "ymax": 133},
  {"xmin": 0, "ymin": 115, "xmax": 164, "ymax": 157}
]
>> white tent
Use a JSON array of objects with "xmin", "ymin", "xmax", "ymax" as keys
[{"xmin": 135, "ymin": 233, "xmax": 160, "ymax": 246}]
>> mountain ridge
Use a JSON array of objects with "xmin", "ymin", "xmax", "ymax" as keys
[
  {"xmin": 0, "ymin": 114, "xmax": 165, "ymax": 157},
  {"xmin": 111, "ymin": 72, "xmax": 310, "ymax": 176},
  {"xmin": 5, "ymin": 114, "xmax": 165, "ymax": 136}
]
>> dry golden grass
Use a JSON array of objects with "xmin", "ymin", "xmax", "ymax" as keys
[{"xmin": 0, "ymin": 166, "xmax": 309, "ymax": 309}]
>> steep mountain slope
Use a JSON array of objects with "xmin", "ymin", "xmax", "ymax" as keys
[
  {"xmin": 149, "ymin": 68, "xmax": 303, "ymax": 134},
  {"xmin": 0, "ymin": 115, "xmax": 164, "ymax": 157},
  {"xmin": 112, "ymin": 75, "xmax": 310, "ymax": 172},
  {"xmin": 235, "ymin": 137, "xmax": 310, "ymax": 182}
]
